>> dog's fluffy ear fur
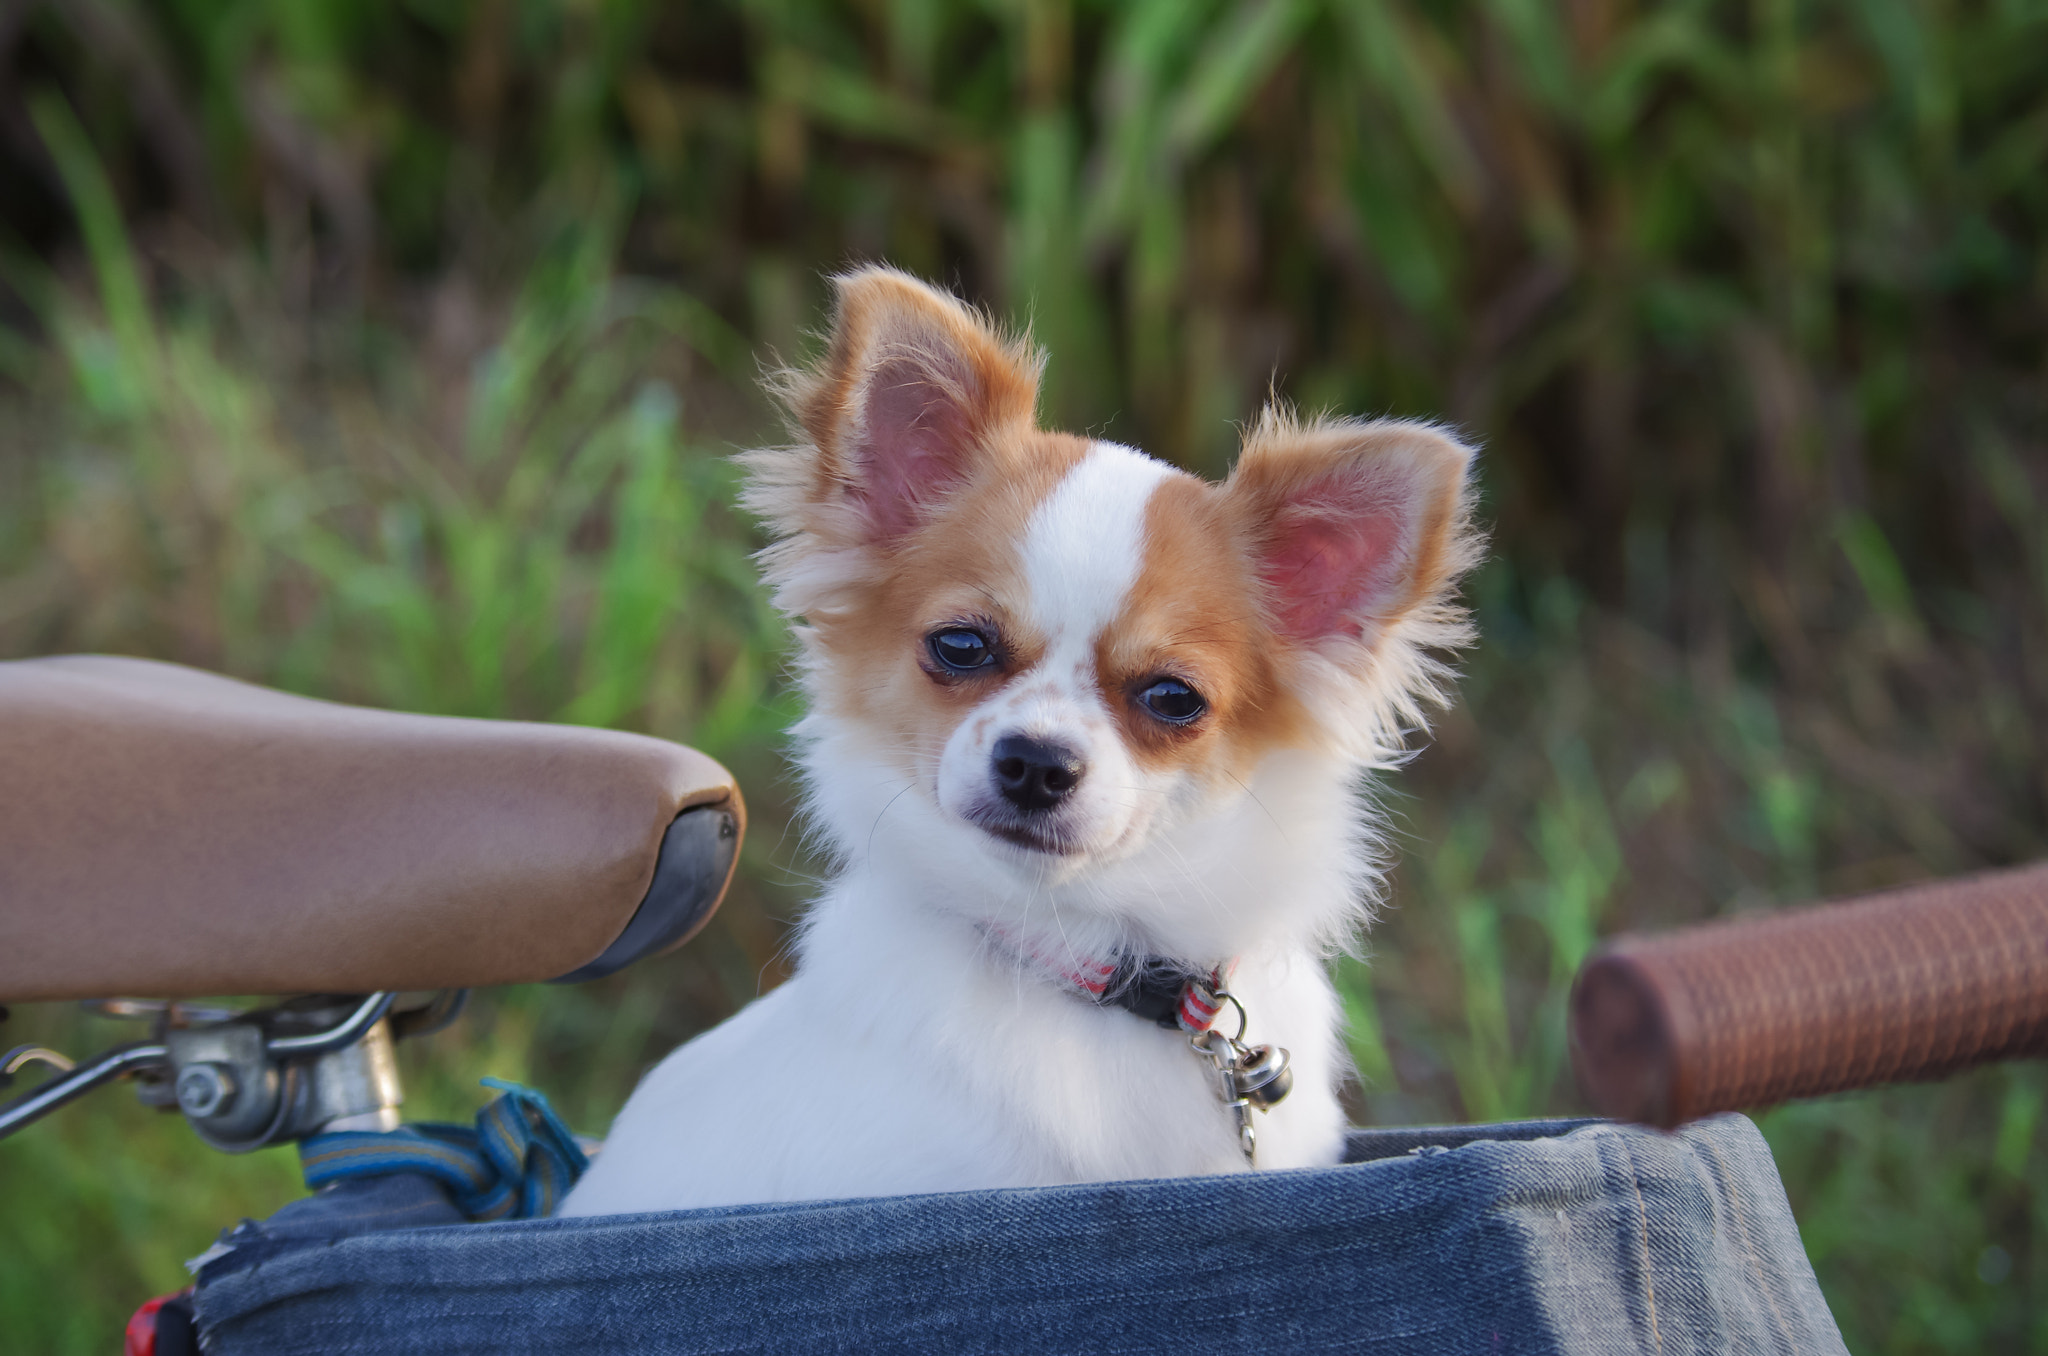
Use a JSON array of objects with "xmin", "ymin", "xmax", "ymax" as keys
[
  {"xmin": 1225, "ymin": 406, "xmax": 1482, "ymax": 744},
  {"xmin": 748, "ymin": 267, "xmax": 1042, "ymax": 574}
]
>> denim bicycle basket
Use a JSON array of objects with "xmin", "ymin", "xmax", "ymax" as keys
[{"xmin": 192, "ymin": 1113, "xmax": 1844, "ymax": 1355}]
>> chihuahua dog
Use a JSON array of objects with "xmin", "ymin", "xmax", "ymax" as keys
[{"xmin": 560, "ymin": 268, "xmax": 1478, "ymax": 1215}]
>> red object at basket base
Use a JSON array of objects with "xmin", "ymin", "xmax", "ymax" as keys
[{"xmin": 125, "ymin": 1289, "xmax": 191, "ymax": 1356}]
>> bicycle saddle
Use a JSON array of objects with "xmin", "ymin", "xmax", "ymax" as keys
[{"xmin": 0, "ymin": 656, "xmax": 745, "ymax": 1001}]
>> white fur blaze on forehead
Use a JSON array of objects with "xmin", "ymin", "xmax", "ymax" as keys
[{"xmin": 1020, "ymin": 443, "xmax": 1177, "ymax": 643}]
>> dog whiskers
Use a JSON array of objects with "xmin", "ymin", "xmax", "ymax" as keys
[{"xmin": 863, "ymin": 781, "xmax": 916, "ymax": 867}]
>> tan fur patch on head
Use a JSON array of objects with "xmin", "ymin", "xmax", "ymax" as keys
[
  {"xmin": 1097, "ymin": 475, "xmax": 1310, "ymax": 779},
  {"xmin": 806, "ymin": 428, "xmax": 1093, "ymax": 743}
]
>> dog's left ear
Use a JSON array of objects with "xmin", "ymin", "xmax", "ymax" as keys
[{"xmin": 1225, "ymin": 408, "xmax": 1479, "ymax": 652}]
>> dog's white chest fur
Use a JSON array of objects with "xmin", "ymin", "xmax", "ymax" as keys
[
  {"xmin": 559, "ymin": 267, "xmax": 1476, "ymax": 1217},
  {"xmin": 562, "ymin": 877, "xmax": 1348, "ymax": 1215}
]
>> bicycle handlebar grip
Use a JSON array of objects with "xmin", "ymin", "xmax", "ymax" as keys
[{"xmin": 1570, "ymin": 861, "xmax": 2048, "ymax": 1129}]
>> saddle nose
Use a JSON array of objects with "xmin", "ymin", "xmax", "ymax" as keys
[{"xmin": 992, "ymin": 735, "xmax": 1084, "ymax": 812}]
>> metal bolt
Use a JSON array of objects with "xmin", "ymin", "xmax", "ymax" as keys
[{"xmin": 175, "ymin": 1062, "xmax": 239, "ymax": 1118}]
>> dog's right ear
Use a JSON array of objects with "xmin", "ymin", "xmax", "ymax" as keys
[{"xmin": 767, "ymin": 267, "xmax": 1042, "ymax": 546}]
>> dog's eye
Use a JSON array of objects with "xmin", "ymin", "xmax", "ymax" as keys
[
  {"xmin": 928, "ymin": 628, "xmax": 996, "ymax": 673},
  {"xmin": 1137, "ymin": 678, "xmax": 1205, "ymax": 725}
]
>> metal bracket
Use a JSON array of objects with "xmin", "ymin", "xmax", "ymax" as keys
[
  {"xmin": 0, "ymin": 990, "xmax": 444, "ymax": 1147},
  {"xmin": 0, "ymin": 1041, "xmax": 170, "ymax": 1140}
]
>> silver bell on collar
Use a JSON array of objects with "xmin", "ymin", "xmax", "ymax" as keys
[{"xmin": 1230, "ymin": 1043, "xmax": 1293, "ymax": 1109}]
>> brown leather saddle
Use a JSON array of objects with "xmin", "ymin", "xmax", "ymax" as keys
[{"xmin": 0, "ymin": 656, "xmax": 745, "ymax": 1000}]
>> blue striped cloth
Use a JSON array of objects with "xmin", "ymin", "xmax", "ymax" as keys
[{"xmin": 298, "ymin": 1078, "xmax": 590, "ymax": 1221}]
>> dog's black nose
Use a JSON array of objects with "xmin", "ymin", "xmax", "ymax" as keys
[{"xmin": 992, "ymin": 735, "xmax": 1083, "ymax": 812}]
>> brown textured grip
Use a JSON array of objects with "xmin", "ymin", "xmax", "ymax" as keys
[{"xmin": 1569, "ymin": 861, "xmax": 2048, "ymax": 1128}]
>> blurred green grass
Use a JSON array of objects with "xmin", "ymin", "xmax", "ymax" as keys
[{"xmin": 2, "ymin": 2, "xmax": 2046, "ymax": 1351}]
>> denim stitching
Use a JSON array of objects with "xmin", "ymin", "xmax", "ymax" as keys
[
  {"xmin": 1614, "ymin": 1135, "xmax": 1665, "ymax": 1355},
  {"xmin": 1700, "ymin": 1133, "xmax": 1800, "ymax": 1354}
]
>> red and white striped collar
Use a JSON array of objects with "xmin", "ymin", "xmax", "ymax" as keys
[{"xmin": 977, "ymin": 920, "xmax": 1237, "ymax": 1034}]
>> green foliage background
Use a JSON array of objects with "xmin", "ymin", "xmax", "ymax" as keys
[{"xmin": 1, "ymin": 1, "xmax": 2045, "ymax": 1350}]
